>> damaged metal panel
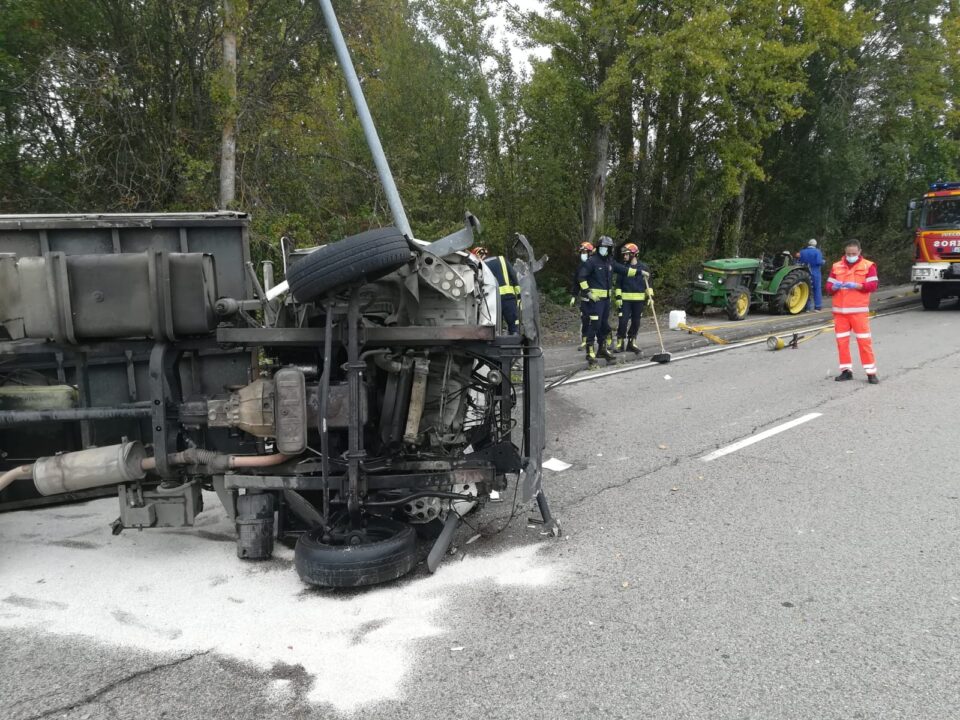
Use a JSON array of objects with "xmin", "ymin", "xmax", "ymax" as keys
[{"xmin": 514, "ymin": 233, "xmax": 547, "ymax": 502}]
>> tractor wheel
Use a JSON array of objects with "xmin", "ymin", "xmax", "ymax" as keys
[
  {"xmin": 920, "ymin": 283, "xmax": 941, "ymax": 310},
  {"xmin": 681, "ymin": 289, "xmax": 706, "ymax": 316},
  {"xmin": 775, "ymin": 270, "xmax": 811, "ymax": 315},
  {"xmin": 725, "ymin": 287, "xmax": 751, "ymax": 321}
]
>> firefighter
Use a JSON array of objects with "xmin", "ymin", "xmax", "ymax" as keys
[
  {"xmin": 474, "ymin": 246, "xmax": 521, "ymax": 335},
  {"xmin": 570, "ymin": 241, "xmax": 595, "ymax": 350},
  {"xmin": 577, "ymin": 235, "xmax": 638, "ymax": 367},
  {"xmin": 612, "ymin": 243, "xmax": 651, "ymax": 354},
  {"xmin": 798, "ymin": 238, "xmax": 824, "ymax": 311},
  {"xmin": 826, "ymin": 239, "xmax": 879, "ymax": 384}
]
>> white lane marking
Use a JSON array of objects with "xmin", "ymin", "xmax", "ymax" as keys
[{"xmin": 701, "ymin": 412, "xmax": 822, "ymax": 462}]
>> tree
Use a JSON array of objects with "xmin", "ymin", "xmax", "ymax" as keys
[{"xmin": 218, "ymin": 0, "xmax": 239, "ymax": 208}]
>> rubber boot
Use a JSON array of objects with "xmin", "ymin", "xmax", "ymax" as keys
[
  {"xmin": 577, "ymin": 336, "xmax": 587, "ymax": 351},
  {"xmin": 586, "ymin": 346, "xmax": 598, "ymax": 368},
  {"xmin": 835, "ymin": 369, "xmax": 853, "ymax": 382},
  {"xmin": 613, "ymin": 338, "xmax": 625, "ymax": 354},
  {"xmin": 627, "ymin": 338, "xmax": 642, "ymax": 356},
  {"xmin": 597, "ymin": 342, "xmax": 615, "ymax": 362},
  {"xmin": 867, "ymin": 374, "xmax": 879, "ymax": 385}
]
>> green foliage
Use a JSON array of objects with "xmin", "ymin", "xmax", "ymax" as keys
[{"xmin": 0, "ymin": 0, "xmax": 957, "ymax": 290}]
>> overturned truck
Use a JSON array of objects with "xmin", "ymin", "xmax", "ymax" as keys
[
  {"xmin": 0, "ymin": 0, "xmax": 552, "ymax": 587},
  {"xmin": 0, "ymin": 212, "xmax": 551, "ymax": 585}
]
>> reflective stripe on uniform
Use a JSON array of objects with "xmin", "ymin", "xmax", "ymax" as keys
[
  {"xmin": 497, "ymin": 257, "xmax": 516, "ymax": 296},
  {"xmin": 839, "ymin": 363, "xmax": 853, "ymax": 369},
  {"xmin": 621, "ymin": 292, "xmax": 646, "ymax": 301},
  {"xmin": 854, "ymin": 332, "xmax": 872, "ymax": 339},
  {"xmin": 589, "ymin": 315, "xmax": 599, "ymax": 320},
  {"xmin": 833, "ymin": 307, "xmax": 870, "ymax": 314},
  {"xmin": 835, "ymin": 331, "xmax": 851, "ymax": 338},
  {"xmin": 590, "ymin": 289, "xmax": 610, "ymax": 298},
  {"xmin": 579, "ymin": 280, "xmax": 590, "ymax": 290}
]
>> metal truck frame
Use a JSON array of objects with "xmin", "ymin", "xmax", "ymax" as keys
[{"xmin": 0, "ymin": 0, "xmax": 554, "ymax": 587}]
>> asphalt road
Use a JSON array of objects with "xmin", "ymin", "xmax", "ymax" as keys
[
  {"xmin": 3, "ymin": 300, "xmax": 960, "ymax": 719},
  {"xmin": 543, "ymin": 283, "xmax": 919, "ymax": 378}
]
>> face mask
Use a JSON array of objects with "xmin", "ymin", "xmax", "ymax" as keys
[
  {"xmin": 580, "ymin": 253, "xmax": 588, "ymax": 262},
  {"xmin": 845, "ymin": 254, "xmax": 859, "ymax": 263},
  {"xmin": 598, "ymin": 247, "xmax": 609, "ymax": 257}
]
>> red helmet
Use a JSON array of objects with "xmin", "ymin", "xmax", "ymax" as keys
[
  {"xmin": 578, "ymin": 242, "xmax": 594, "ymax": 253},
  {"xmin": 622, "ymin": 243, "xmax": 639, "ymax": 255}
]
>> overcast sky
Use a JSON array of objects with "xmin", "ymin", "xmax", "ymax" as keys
[{"xmin": 489, "ymin": 0, "xmax": 549, "ymax": 74}]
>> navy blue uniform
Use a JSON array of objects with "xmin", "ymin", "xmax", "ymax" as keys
[
  {"xmin": 485, "ymin": 256, "xmax": 520, "ymax": 334},
  {"xmin": 615, "ymin": 261, "xmax": 650, "ymax": 341},
  {"xmin": 798, "ymin": 246, "xmax": 824, "ymax": 310},
  {"xmin": 577, "ymin": 255, "xmax": 636, "ymax": 348}
]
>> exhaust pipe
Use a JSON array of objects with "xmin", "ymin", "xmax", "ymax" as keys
[
  {"xmin": 17, "ymin": 442, "xmax": 292, "ymax": 498},
  {"xmin": 0, "ymin": 464, "xmax": 33, "ymax": 493},
  {"xmin": 33, "ymin": 442, "xmax": 147, "ymax": 496}
]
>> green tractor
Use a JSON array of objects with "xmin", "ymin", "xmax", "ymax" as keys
[{"xmin": 685, "ymin": 253, "xmax": 812, "ymax": 321}]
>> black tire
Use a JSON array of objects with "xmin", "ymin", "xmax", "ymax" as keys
[
  {"xmin": 287, "ymin": 227, "xmax": 412, "ymax": 303},
  {"xmin": 680, "ymin": 288, "xmax": 706, "ymax": 316},
  {"xmin": 920, "ymin": 283, "xmax": 941, "ymax": 310},
  {"xmin": 774, "ymin": 269, "xmax": 812, "ymax": 315},
  {"xmin": 294, "ymin": 516, "xmax": 417, "ymax": 587},
  {"xmin": 725, "ymin": 287, "xmax": 751, "ymax": 321}
]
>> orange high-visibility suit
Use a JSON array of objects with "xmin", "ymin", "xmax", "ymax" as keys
[{"xmin": 826, "ymin": 257, "xmax": 879, "ymax": 376}]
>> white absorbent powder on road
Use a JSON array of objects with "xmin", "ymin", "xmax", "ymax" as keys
[{"xmin": 0, "ymin": 493, "xmax": 554, "ymax": 712}]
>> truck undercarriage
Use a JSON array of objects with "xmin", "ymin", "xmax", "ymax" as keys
[
  {"xmin": 0, "ymin": 213, "xmax": 552, "ymax": 586},
  {"xmin": 0, "ymin": 0, "xmax": 553, "ymax": 587}
]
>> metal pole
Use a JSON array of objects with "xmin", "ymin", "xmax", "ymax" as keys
[{"xmin": 317, "ymin": 0, "xmax": 413, "ymax": 239}]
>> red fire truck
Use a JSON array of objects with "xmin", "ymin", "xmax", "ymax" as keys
[{"xmin": 907, "ymin": 181, "xmax": 960, "ymax": 309}]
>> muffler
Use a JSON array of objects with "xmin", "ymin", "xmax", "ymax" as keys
[{"xmin": 33, "ymin": 442, "xmax": 146, "ymax": 496}]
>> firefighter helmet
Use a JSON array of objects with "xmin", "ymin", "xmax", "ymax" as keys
[
  {"xmin": 622, "ymin": 242, "xmax": 639, "ymax": 255},
  {"xmin": 578, "ymin": 242, "xmax": 594, "ymax": 253},
  {"xmin": 598, "ymin": 235, "xmax": 615, "ymax": 249},
  {"xmin": 471, "ymin": 246, "xmax": 489, "ymax": 259}
]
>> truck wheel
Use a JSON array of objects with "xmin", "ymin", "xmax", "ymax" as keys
[
  {"xmin": 775, "ymin": 270, "xmax": 811, "ymax": 315},
  {"xmin": 920, "ymin": 283, "xmax": 941, "ymax": 310},
  {"xmin": 725, "ymin": 287, "xmax": 750, "ymax": 321},
  {"xmin": 286, "ymin": 227, "xmax": 412, "ymax": 303},
  {"xmin": 294, "ymin": 516, "xmax": 417, "ymax": 587}
]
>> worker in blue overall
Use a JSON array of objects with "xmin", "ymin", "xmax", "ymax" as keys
[
  {"xmin": 613, "ymin": 242, "xmax": 651, "ymax": 355},
  {"xmin": 577, "ymin": 235, "xmax": 638, "ymax": 367},
  {"xmin": 798, "ymin": 238, "xmax": 824, "ymax": 311},
  {"xmin": 474, "ymin": 246, "xmax": 521, "ymax": 334},
  {"xmin": 570, "ymin": 241, "xmax": 595, "ymax": 349}
]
